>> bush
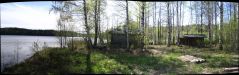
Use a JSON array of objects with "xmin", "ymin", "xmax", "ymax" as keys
[
  {"xmin": 204, "ymin": 38, "xmax": 210, "ymax": 46},
  {"xmin": 67, "ymin": 40, "xmax": 87, "ymax": 51},
  {"xmin": 32, "ymin": 41, "xmax": 41, "ymax": 53},
  {"xmin": 129, "ymin": 34, "xmax": 143, "ymax": 49}
]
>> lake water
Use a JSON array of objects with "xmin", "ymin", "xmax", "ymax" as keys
[{"xmin": 1, "ymin": 35, "xmax": 81, "ymax": 72}]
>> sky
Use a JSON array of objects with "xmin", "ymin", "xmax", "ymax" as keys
[
  {"xmin": 1, "ymin": 1, "xmax": 233, "ymax": 30},
  {"xmin": 1, "ymin": 1, "xmax": 58, "ymax": 30},
  {"xmin": 0, "ymin": 1, "xmax": 120, "ymax": 30}
]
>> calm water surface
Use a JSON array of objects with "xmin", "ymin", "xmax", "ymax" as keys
[{"xmin": 1, "ymin": 35, "xmax": 81, "ymax": 72}]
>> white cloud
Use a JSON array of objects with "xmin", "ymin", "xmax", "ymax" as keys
[{"xmin": 1, "ymin": 2, "xmax": 59, "ymax": 30}]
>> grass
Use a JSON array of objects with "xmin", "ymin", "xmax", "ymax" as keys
[{"xmin": 2, "ymin": 44, "xmax": 238, "ymax": 74}]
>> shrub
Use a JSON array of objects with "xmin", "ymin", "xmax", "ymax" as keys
[
  {"xmin": 204, "ymin": 38, "xmax": 210, "ymax": 46},
  {"xmin": 67, "ymin": 40, "xmax": 87, "ymax": 51}
]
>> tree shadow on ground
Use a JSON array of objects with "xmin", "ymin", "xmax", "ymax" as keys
[{"xmin": 99, "ymin": 50, "xmax": 185, "ymax": 74}]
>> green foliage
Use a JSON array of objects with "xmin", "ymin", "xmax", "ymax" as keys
[
  {"xmin": 128, "ymin": 21, "xmax": 140, "ymax": 31},
  {"xmin": 3, "ymin": 48, "xmax": 71, "ymax": 74},
  {"xmin": 129, "ymin": 34, "xmax": 143, "ymax": 49},
  {"xmin": 92, "ymin": 58, "xmax": 130, "ymax": 73},
  {"xmin": 205, "ymin": 54, "xmax": 238, "ymax": 68},
  {"xmin": 221, "ymin": 16, "xmax": 238, "ymax": 50},
  {"xmin": 67, "ymin": 40, "xmax": 87, "ymax": 51},
  {"xmin": 105, "ymin": 51, "xmax": 185, "ymax": 74},
  {"xmin": 3, "ymin": 45, "xmax": 238, "ymax": 74},
  {"xmin": 204, "ymin": 38, "xmax": 210, "ymax": 46}
]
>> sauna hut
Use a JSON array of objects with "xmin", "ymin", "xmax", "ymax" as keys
[
  {"xmin": 178, "ymin": 34, "xmax": 206, "ymax": 47},
  {"xmin": 110, "ymin": 28, "xmax": 143, "ymax": 48}
]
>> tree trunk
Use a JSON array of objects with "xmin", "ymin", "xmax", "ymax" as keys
[
  {"xmin": 158, "ymin": 4, "xmax": 161, "ymax": 44},
  {"xmin": 172, "ymin": 4, "xmax": 175, "ymax": 45},
  {"xmin": 196, "ymin": 2, "xmax": 199, "ymax": 34},
  {"xmin": 141, "ymin": 2, "xmax": 145, "ymax": 49},
  {"xmin": 180, "ymin": 1, "xmax": 184, "ymax": 36},
  {"xmin": 153, "ymin": 2, "xmax": 156, "ymax": 45},
  {"xmin": 180, "ymin": 2, "xmax": 184, "ymax": 31},
  {"xmin": 83, "ymin": 0, "xmax": 92, "ymax": 73},
  {"xmin": 167, "ymin": 2, "xmax": 172, "ymax": 47},
  {"xmin": 146, "ymin": 3, "xmax": 149, "ymax": 48},
  {"xmin": 177, "ymin": 1, "xmax": 180, "ymax": 45},
  {"xmin": 94, "ymin": 0, "xmax": 98, "ymax": 47},
  {"xmin": 237, "ymin": 3, "xmax": 239, "ymax": 50},
  {"xmin": 201, "ymin": 2, "xmax": 203, "ymax": 34},
  {"xmin": 63, "ymin": 23, "xmax": 67, "ymax": 48},
  {"xmin": 126, "ymin": 0, "xmax": 129, "ymax": 50},
  {"xmin": 207, "ymin": 2, "xmax": 212, "ymax": 46},
  {"xmin": 229, "ymin": 3, "xmax": 232, "ymax": 50},
  {"xmin": 233, "ymin": 3, "xmax": 237, "ymax": 50},
  {"xmin": 219, "ymin": 2, "xmax": 223, "ymax": 50},
  {"xmin": 98, "ymin": 0, "xmax": 103, "ymax": 45},
  {"xmin": 211, "ymin": 3, "xmax": 214, "ymax": 44},
  {"xmin": 71, "ymin": 30, "xmax": 74, "ymax": 51},
  {"xmin": 214, "ymin": 2, "xmax": 218, "ymax": 44}
]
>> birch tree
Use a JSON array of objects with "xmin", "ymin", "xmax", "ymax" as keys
[
  {"xmin": 126, "ymin": 0, "xmax": 129, "ymax": 50},
  {"xmin": 83, "ymin": 0, "xmax": 93, "ymax": 73},
  {"xmin": 219, "ymin": 2, "xmax": 223, "ymax": 50},
  {"xmin": 93, "ymin": 0, "xmax": 99, "ymax": 47},
  {"xmin": 176, "ymin": 1, "xmax": 180, "ymax": 45},
  {"xmin": 167, "ymin": 2, "xmax": 172, "ymax": 47}
]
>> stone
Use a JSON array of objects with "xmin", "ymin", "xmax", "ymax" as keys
[
  {"xmin": 178, "ymin": 55, "xmax": 205, "ymax": 63},
  {"xmin": 146, "ymin": 49, "xmax": 162, "ymax": 55}
]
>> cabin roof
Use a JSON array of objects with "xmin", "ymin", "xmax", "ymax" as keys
[
  {"xmin": 111, "ymin": 29, "xmax": 143, "ymax": 34},
  {"xmin": 181, "ymin": 34, "xmax": 206, "ymax": 38}
]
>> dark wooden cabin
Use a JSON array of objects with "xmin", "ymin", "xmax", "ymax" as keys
[
  {"xmin": 110, "ymin": 29, "xmax": 143, "ymax": 49},
  {"xmin": 111, "ymin": 30, "xmax": 127, "ymax": 48},
  {"xmin": 179, "ymin": 34, "xmax": 206, "ymax": 47}
]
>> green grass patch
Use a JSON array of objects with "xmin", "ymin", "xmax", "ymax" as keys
[{"xmin": 2, "ymin": 45, "xmax": 238, "ymax": 74}]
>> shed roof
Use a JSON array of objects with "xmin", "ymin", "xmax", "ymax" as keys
[
  {"xmin": 181, "ymin": 34, "xmax": 206, "ymax": 38},
  {"xmin": 111, "ymin": 29, "xmax": 143, "ymax": 34}
]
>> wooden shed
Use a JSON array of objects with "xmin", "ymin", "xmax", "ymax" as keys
[
  {"xmin": 110, "ymin": 29, "xmax": 143, "ymax": 49},
  {"xmin": 179, "ymin": 34, "xmax": 206, "ymax": 47}
]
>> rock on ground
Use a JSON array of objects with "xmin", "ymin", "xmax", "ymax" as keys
[
  {"xmin": 178, "ymin": 55, "xmax": 205, "ymax": 63},
  {"xmin": 146, "ymin": 49, "xmax": 162, "ymax": 55}
]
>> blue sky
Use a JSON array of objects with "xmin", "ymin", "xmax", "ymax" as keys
[
  {"xmin": 0, "ymin": 1, "xmax": 234, "ymax": 30},
  {"xmin": 1, "ymin": 1, "xmax": 58, "ymax": 30},
  {"xmin": 0, "ymin": 1, "xmax": 121, "ymax": 31}
]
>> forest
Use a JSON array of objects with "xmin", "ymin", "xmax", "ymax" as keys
[
  {"xmin": 1, "ymin": 27, "xmax": 57, "ymax": 36},
  {"xmin": 2, "ymin": 0, "xmax": 239, "ymax": 74},
  {"xmin": 47, "ymin": 0, "xmax": 239, "ymax": 51},
  {"xmin": 1, "ymin": 27, "xmax": 79, "ymax": 36}
]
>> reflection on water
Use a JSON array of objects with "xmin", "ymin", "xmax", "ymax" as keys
[{"xmin": 1, "ymin": 35, "xmax": 81, "ymax": 72}]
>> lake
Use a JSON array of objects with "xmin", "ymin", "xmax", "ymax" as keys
[{"xmin": 1, "ymin": 35, "xmax": 81, "ymax": 72}]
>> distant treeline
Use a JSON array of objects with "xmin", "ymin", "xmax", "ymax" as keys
[{"xmin": 1, "ymin": 27, "xmax": 78, "ymax": 36}]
